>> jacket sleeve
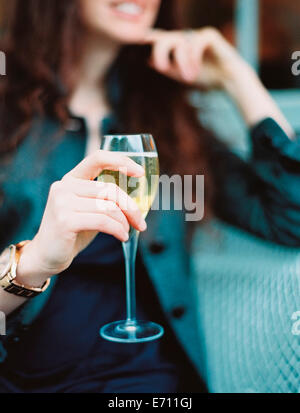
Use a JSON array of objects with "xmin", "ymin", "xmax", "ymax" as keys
[{"xmin": 210, "ymin": 117, "xmax": 300, "ymax": 247}]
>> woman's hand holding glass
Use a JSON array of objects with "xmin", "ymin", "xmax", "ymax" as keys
[{"xmin": 16, "ymin": 151, "xmax": 147, "ymax": 288}]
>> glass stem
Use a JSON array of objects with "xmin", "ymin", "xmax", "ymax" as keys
[{"xmin": 122, "ymin": 228, "xmax": 139, "ymax": 325}]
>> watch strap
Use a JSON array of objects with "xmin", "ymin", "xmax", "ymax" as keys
[{"xmin": 4, "ymin": 278, "xmax": 51, "ymax": 298}]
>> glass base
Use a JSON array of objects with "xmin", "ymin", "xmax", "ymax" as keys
[{"xmin": 100, "ymin": 320, "xmax": 164, "ymax": 343}]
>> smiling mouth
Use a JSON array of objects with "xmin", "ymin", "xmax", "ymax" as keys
[{"xmin": 110, "ymin": 1, "xmax": 145, "ymax": 19}]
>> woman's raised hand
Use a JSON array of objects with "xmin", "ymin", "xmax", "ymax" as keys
[
  {"xmin": 16, "ymin": 151, "xmax": 147, "ymax": 287},
  {"xmin": 142, "ymin": 27, "xmax": 293, "ymax": 137},
  {"xmin": 142, "ymin": 27, "xmax": 246, "ymax": 89}
]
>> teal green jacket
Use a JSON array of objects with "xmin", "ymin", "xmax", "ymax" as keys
[{"xmin": 1, "ymin": 115, "xmax": 300, "ymax": 376}]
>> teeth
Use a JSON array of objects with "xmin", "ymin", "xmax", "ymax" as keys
[{"xmin": 115, "ymin": 2, "xmax": 143, "ymax": 16}]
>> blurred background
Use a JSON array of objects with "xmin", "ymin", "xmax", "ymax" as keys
[
  {"xmin": 181, "ymin": 0, "xmax": 300, "ymax": 154},
  {"xmin": 185, "ymin": 0, "xmax": 300, "ymax": 89}
]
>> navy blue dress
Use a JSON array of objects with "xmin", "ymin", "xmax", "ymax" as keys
[{"xmin": 0, "ymin": 234, "xmax": 184, "ymax": 393}]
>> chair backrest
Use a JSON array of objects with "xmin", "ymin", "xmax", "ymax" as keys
[{"xmin": 191, "ymin": 219, "xmax": 300, "ymax": 393}]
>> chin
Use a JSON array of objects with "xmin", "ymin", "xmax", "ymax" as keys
[
  {"xmin": 107, "ymin": 27, "xmax": 150, "ymax": 44},
  {"xmin": 81, "ymin": 0, "xmax": 160, "ymax": 45}
]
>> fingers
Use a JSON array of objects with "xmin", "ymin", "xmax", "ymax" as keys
[
  {"xmin": 145, "ymin": 27, "xmax": 233, "ymax": 85},
  {"xmin": 64, "ymin": 178, "xmax": 147, "ymax": 232},
  {"xmin": 146, "ymin": 30, "xmax": 179, "ymax": 74},
  {"xmin": 150, "ymin": 38, "xmax": 172, "ymax": 72},
  {"xmin": 73, "ymin": 197, "xmax": 130, "ymax": 233},
  {"xmin": 65, "ymin": 150, "xmax": 145, "ymax": 181},
  {"xmin": 147, "ymin": 31, "xmax": 200, "ymax": 83},
  {"xmin": 71, "ymin": 213, "xmax": 130, "ymax": 242},
  {"xmin": 173, "ymin": 41, "xmax": 198, "ymax": 82}
]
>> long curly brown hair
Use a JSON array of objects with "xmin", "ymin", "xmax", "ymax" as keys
[{"xmin": 0, "ymin": 0, "xmax": 214, "ymax": 213}]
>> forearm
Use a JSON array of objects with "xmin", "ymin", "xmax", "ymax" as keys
[
  {"xmin": 0, "ymin": 287, "xmax": 27, "ymax": 316},
  {"xmin": 222, "ymin": 61, "xmax": 294, "ymax": 139},
  {"xmin": 211, "ymin": 117, "xmax": 300, "ymax": 247}
]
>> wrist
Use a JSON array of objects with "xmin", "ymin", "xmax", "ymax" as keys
[
  {"xmin": 221, "ymin": 59, "xmax": 259, "ymax": 97},
  {"xmin": 220, "ymin": 60, "xmax": 277, "ymax": 127},
  {"xmin": 16, "ymin": 240, "xmax": 53, "ymax": 288}
]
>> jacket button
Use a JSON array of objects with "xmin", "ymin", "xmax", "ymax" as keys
[
  {"xmin": 171, "ymin": 306, "xmax": 186, "ymax": 319},
  {"xmin": 149, "ymin": 241, "xmax": 166, "ymax": 254}
]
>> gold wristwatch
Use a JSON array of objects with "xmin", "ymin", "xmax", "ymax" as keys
[{"xmin": 0, "ymin": 241, "xmax": 51, "ymax": 298}]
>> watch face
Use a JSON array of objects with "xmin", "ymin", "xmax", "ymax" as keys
[{"xmin": 0, "ymin": 246, "xmax": 12, "ymax": 279}]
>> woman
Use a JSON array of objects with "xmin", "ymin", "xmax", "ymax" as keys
[{"xmin": 0, "ymin": 0, "xmax": 300, "ymax": 393}]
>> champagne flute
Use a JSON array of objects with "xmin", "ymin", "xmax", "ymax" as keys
[{"xmin": 98, "ymin": 134, "xmax": 164, "ymax": 343}]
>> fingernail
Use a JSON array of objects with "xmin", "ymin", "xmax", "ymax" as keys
[
  {"xmin": 139, "ymin": 220, "xmax": 147, "ymax": 231},
  {"xmin": 123, "ymin": 232, "xmax": 129, "ymax": 242}
]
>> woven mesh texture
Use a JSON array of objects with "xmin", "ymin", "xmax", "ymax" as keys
[{"xmin": 191, "ymin": 220, "xmax": 300, "ymax": 393}]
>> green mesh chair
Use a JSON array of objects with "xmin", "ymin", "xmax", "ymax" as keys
[{"xmin": 191, "ymin": 219, "xmax": 300, "ymax": 393}]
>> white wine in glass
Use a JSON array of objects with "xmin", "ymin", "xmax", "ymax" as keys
[
  {"xmin": 98, "ymin": 134, "xmax": 164, "ymax": 343},
  {"xmin": 98, "ymin": 152, "xmax": 159, "ymax": 219}
]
